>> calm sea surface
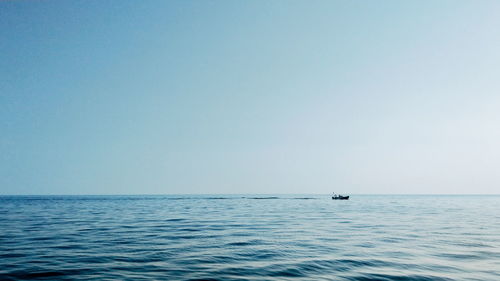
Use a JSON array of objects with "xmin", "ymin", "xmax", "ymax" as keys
[{"xmin": 1, "ymin": 195, "xmax": 499, "ymax": 280}]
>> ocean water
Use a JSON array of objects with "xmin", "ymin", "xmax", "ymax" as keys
[{"xmin": 1, "ymin": 195, "xmax": 499, "ymax": 281}]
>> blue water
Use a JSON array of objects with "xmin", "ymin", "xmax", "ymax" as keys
[{"xmin": 1, "ymin": 195, "xmax": 499, "ymax": 280}]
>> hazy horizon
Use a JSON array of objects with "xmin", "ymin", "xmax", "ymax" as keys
[
  {"xmin": 2, "ymin": 1, "xmax": 500, "ymax": 195},
  {"xmin": 1, "ymin": 193, "xmax": 499, "ymax": 197}
]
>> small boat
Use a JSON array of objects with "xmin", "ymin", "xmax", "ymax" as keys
[{"xmin": 332, "ymin": 194, "xmax": 349, "ymax": 200}]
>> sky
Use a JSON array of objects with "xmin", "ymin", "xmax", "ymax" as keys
[{"xmin": 1, "ymin": 1, "xmax": 500, "ymax": 195}]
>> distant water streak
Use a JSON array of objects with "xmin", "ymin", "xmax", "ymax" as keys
[{"xmin": 1, "ymin": 195, "xmax": 499, "ymax": 280}]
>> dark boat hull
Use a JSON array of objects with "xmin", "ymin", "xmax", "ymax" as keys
[{"xmin": 332, "ymin": 196, "xmax": 349, "ymax": 200}]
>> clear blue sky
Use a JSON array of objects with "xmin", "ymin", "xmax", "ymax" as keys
[{"xmin": 2, "ymin": 1, "xmax": 500, "ymax": 195}]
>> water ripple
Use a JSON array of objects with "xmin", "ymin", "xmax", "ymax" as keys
[{"xmin": 0, "ymin": 195, "xmax": 499, "ymax": 280}]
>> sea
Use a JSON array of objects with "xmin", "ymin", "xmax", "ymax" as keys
[{"xmin": 0, "ymin": 195, "xmax": 499, "ymax": 280}]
